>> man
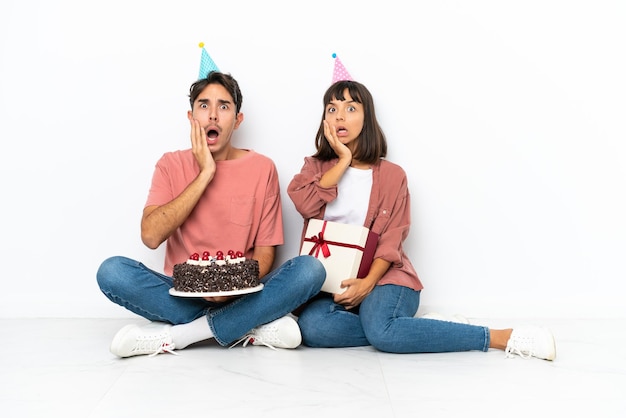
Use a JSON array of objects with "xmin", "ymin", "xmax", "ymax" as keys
[{"xmin": 97, "ymin": 71, "xmax": 325, "ymax": 357}]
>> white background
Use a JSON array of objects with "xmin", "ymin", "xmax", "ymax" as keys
[{"xmin": 1, "ymin": 0, "xmax": 624, "ymax": 319}]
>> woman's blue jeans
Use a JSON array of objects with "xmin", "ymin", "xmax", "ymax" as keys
[
  {"xmin": 96, "ymin": 255, "xmax": 325, "ymax": 346},
  {"xmin": 298, "ymin": 284, "xmax": 490, "ymax": 353}
]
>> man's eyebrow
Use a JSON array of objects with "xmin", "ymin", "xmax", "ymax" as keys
[{"xmin": 196, "ymin": 98, "xmax": 232, "ymax": 105}]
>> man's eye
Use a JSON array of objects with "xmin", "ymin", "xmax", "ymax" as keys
[{"xmin": 200, "ymin": 103, "xmax": 208, "ymax": 109}]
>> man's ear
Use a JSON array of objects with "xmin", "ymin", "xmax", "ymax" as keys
[
  {"xmin": 234, "ymin": 112, "xmax": 244, "ymax": 129},
  {"xmin": 187, "ymin": 110, "xmax": 194, "ymax": 121}
]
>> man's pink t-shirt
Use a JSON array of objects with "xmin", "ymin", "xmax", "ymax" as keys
[{"xmin": 145, "ymin": 149, "xmax": 284, "ymax": 276}]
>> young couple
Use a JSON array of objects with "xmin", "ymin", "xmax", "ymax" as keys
[{"xmin": 96, "ymin": 70, "xmax": 556, "ymax": 361}]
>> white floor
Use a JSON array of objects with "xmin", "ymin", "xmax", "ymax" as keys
[{"xmin": 2, "ymin": 317, "xmax": 625, "ymax": 418}]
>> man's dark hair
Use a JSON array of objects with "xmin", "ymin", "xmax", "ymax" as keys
[{"xmin": 188, "ymin": 71, "xmax": 243, "ymax": 114}]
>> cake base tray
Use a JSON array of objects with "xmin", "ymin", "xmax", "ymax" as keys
[{"xmin": 169, "ymin": 284, "xmax": 264, "ymax": 298}]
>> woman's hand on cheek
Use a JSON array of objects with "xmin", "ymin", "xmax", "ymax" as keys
[{"xmin": 323, "ymin": 121, "xmax": 352, "ymax": 161}]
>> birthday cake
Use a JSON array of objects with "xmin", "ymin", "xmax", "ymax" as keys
[{"xmin": 172, "ymin": 250, "xmax": 260, "ymax": 293}]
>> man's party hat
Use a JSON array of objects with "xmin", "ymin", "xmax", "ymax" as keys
[
  {"xmin": 331, "ymin": 53, "xmax": 353, "ymax": 83},
  {"xmin": 198, "ymin": 42, "xmax": 220, "ymax": 79}
]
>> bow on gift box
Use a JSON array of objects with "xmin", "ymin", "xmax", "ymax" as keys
[
  {"xmin": 303, "ymin": 220, "xmax": 367, "ymax": 259},
  {"xmin": 307, "ymin": 232, "xmax": 332, "ymax": 258}
]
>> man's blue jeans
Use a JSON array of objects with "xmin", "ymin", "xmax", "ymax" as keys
[
  {"xmin": 298, "ymin": 284, "xmax": 490, "ymax": 353},
  {"xmin": 97, "ymin": 255, "xmax": 325, "ymax": 346}
]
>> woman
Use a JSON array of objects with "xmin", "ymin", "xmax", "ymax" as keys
[{"xmin": 287, "ymin": 79, "xmax": 555, "ymax": 360}]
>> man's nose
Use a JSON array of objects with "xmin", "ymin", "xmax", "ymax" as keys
[{"xmin": 209, "ymin": 109, "xmax": 218, "ymax": 120}]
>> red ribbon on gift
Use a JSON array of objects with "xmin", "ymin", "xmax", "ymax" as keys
[{"xmin": 303, "ymin": 220, "xmax": 366, "ymax": 259}]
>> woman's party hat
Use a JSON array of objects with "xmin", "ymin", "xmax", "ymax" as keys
[
  {"xmin": 198, "ymin": 42, "xmax": 220, "ymax": 79},
  {"xmin": 332, "ymin": 53, "xmax": 353, "ymax": 83}
]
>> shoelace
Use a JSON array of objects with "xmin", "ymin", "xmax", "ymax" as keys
[
  {"xmin": 505, "ymin": 341, "xmax": 533, "ymax": 359},
  {"xmin": 229, "ymin": 333, "xmax": 277, "ymax": 350},
  {"xmin": 148, "ymin": 342, "xmax": 178, "ymax": 357}
]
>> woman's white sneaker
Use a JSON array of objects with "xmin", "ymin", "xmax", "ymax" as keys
[{"xmin": 505, "ymin": 326, "xmax": 556, "ymax": 361}]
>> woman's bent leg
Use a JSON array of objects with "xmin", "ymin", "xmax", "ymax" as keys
[{"xmin": 298, "ymin": 296, "xmax": 370, "ymax": 348}]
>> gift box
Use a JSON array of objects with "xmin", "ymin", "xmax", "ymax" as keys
[{"xmin": 300, "ymin": 219, "xmax": 379, "ymax": 294}]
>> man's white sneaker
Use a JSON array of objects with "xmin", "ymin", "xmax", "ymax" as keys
[
  {"xmin": 110, "ymin": 323, "xmax": 177, "ymax": 358},
  {"xmin": 230, "ymin": 316, "xmax": 302, "ymax": 350},
  {"xmin": 505, "ymin": 326, "xmax": 556, "ymax": 361}
]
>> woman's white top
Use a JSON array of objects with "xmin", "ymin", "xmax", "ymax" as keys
[{"xmin": 323, "ymin": 166, "xmax": 372, "ymax": 226}]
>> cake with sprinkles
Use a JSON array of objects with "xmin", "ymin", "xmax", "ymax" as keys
[{"xmin": 172, "ymin": 250, "xmax": 260, "ymax": 293}]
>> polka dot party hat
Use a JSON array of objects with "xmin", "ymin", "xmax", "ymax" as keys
[
  {"xmin": 198, "ymin": 42, "xmax": 220, "ymax": 79},
  {"xmin": 331, "ymin": 53, "xmax": 353, "ymax": 83}
]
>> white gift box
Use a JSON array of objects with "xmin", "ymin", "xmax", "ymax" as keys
[{"xmin": 300, "ymin": 219, "xmax": 379, "ymax": 294}]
